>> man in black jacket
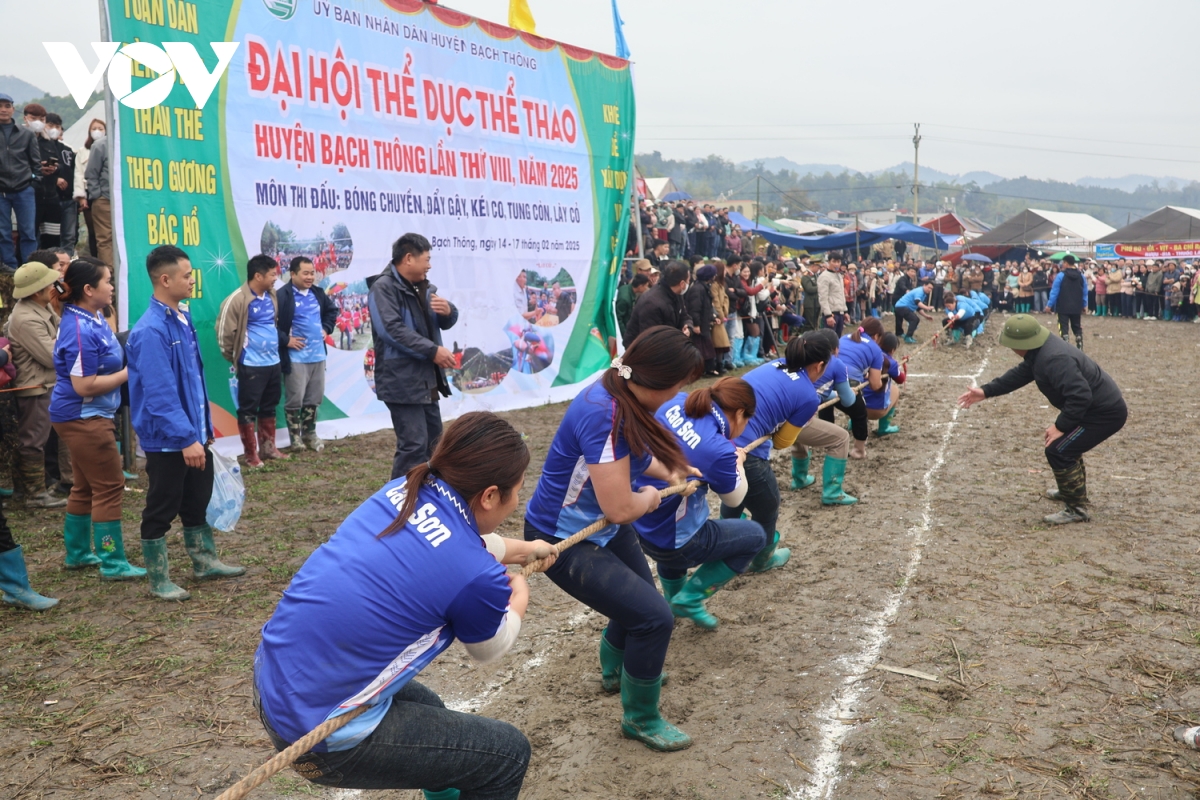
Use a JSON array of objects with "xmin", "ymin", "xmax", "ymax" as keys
[
  {"xmin": 891, "ymin": 266, "xmax": 917, "ymax": 336},
  {"xmin": 622, "ymin": 260, "xmax": 693, "ymax": 347},
  {"xmin": 1045, "ymin": 254, "xmax": 1087, "ymax": 349},
  {"xmin": 958, "ymin": 314, "xmax": 1126, "ymax": 525},
  {"xmin": 369, "ymin": 233, "xmax": 458, "ymax": 480},
  {"xmin": 276, "ymin": 256, "xmax": 339, "ymax": 451}
]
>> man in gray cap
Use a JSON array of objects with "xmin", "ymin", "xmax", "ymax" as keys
[{"xmin": 957, "ymin": 314, "xmax": 1126, "ymax": 525}]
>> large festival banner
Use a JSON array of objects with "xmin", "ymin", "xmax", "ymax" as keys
[
  {"xmin": 1095, "ymin": 242, "xmax": 1200, "ymax": 260},
  {"xmin": 106, "ymin": 0, "xmax": 634, "ymax": 439}
]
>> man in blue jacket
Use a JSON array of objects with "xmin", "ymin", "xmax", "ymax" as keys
[
  {"xmin": 368, "ymin": 233, "xmax": 458, "ymax": 480},
  {"xmin": 1045, "ymin": 254, "xmax": 1088, "ymax": 349},
  {"xmin": 127, "ymin": 245, "xmax": 244, "ymax": 601}
]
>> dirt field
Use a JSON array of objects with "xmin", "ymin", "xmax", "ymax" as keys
[{"xmin": 3, "ymin": 313, "xmax": 1199, "ymax": 800}]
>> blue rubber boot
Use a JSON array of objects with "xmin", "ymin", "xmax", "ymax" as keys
[
  {"xmin": 790, "ymin": 454, "xmax": 815, "ymax": 490},
  {"xmin": 903, "ymin": 334, "xmax": 917, "ymax": 344},
  {"xmin": 875, "ymin": 406, "xmax": 900, "ymax": 437},
  {"xmin": 669, "ymin": 561, "xmax": 738, "ymax": 630},
  {"xmin": 730, "ymin": 338, "xmax": 746, "ymax": 368},
  {"xmin": 620, "ymin": 672, "xmax": 693, "ymax": 751},
  {"xmin": 821, "ymin": 456, "xmax": 859, "ymax": 506},
  {"xmin": 743, "ymin": 336, "xmax": 764, "ymax": 366},
  {"xmin": 423, "ymin": 790, "xmax": 460, "ymax": 800},
  {"xmin": 93, "ymin": 520, "xmax": 147, "ymax": 581},
  {"xmin": 747, "ymin": 531, "xmax": 790, "ymax": 573},
  {"xmin": 0, "ymin": 547, "xmax": 59, "ymax": 611},
  {"xmin": 63, "ymin": 512, "xmax": 101, "ymax": 569}
]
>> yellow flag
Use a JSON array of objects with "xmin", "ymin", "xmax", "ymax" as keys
[{"xmin": 508, "ymin": 0, "xmax": 537, "ymax": 34}]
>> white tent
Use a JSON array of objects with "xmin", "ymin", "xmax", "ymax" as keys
[
  {"xmin": 774, "ymin": 218, "xmax": 838, "ymax": 235},
  {"xmin": 643, "ymin": 177, "xmax": 680, "ymax": 202},
  {"xmin": 64, "ymin": 100, "xmax": 106, "ymax": 152}
]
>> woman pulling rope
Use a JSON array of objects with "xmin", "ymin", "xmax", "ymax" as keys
[
  {"xmin": 522, "ymin": 326, "xmax": 704, "ymax": 752},
  {"xmin": 251, "ymin": 411, "xmax": 557, "ymax": 800}
]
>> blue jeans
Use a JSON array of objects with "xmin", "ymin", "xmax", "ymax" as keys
[
  {"xmin": 0, "ymin": 185, "xmax": 37, "ymax": 269},
  {"xmin": 525, "ymin": 520, "xmax": 673, "ymax": 680},
  {"xmin": 255, "ymin": 681, "xmax": 529, "ymax": 799},
  {"xmin": 1033, "ymin": 289, "xmax": 1048, "ymax": 312},
  {"xmin": 638, "ymin": 517, "xmax": 766, "ymax": 580},
  {"xmin": 719, "ymin": 455, "xmax": 780, "ymax": 543}
]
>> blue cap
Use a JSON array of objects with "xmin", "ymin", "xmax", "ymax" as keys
[{"xmin": 0, "ymin": 92, "xmax": 13, "ymax": 104}]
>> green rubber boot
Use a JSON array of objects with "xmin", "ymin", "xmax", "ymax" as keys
[
  {"xmin": 599, "ymin": 632, "xmax": 624, "ymax": 694},
  {"xmin": 821, "ymin": 456, "xmax": 859, "ymax": 506},
  {"xmin": 141, "ymin": 538, "xmax": 190, "ymax": 601},
  {"xmin": 93, "ymin": 520, "xmax": 147, "ymax": 581},
  {"xmin": 669, "ymin": 561, "xmax": 738, "ymax": 630},
  {"xmin": 182, "ymin": 525, "xmax": 246, "ymax": 579},
  {"xmin": 285, "ymin": 408, "xmax": 305, "ymax": 451},
  {"xmin": 875, "ymin": 406, "xmax": 900, "ymax": 437},
  {"xmin": 790, "ymin": 454, "xmax": 815, "ymax": 490},
  {"xmin": 659, "ymin": 575, "xmax": 686, "ymax": 605},
  {"xmin": 63, "ymin": 512, "xmax": 101, "ymax": 569},
  {"xmin": 422, "ymin": 790, "xmax": 460, "ymax": 800},
  {"xmin": 747, "ymin": 530, "xmax": 790, "ymax": 573},
  {"xmin": 620, "ymin": 672, "xmax": 693, "ymax": 751}
]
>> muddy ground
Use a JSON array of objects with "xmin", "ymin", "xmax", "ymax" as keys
[{"xmin": 3, "ymin": 313, "xmax": 1199, "ymax": 800}]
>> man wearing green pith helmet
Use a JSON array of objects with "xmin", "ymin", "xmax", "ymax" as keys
[{"xmin": 957, "ymin": 314, "xmax": 1126, "ymax": 525}]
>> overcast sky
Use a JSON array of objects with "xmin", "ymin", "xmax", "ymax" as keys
[{"xmin": 8, "ymin": 0, "xmax": 1200, "ymax": 183}]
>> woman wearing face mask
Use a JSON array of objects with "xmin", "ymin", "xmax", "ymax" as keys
[
  {"xmin": 74, "ymin": 120, "xmax": 106, "ymax": 259},
  {"xmin": 1017, "ymin": 267, "xmax": 1034, "ymax": 314}
]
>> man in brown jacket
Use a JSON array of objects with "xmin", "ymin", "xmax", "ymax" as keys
[
  {"xmin": 7, "ymin": 262, "xmax": 66, "ymax": 507},
  {"xmin": 216, "ymin": 255, "xmax": 286, "ymax": 467}
]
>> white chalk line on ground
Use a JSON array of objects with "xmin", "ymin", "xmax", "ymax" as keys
[
  {"xmin": 793, "ymin": 350, "xmax": 992, "ymax": 800},
  {"xmin": 443, "ymin": 608, "xmax": 595, "ymax": 713}
]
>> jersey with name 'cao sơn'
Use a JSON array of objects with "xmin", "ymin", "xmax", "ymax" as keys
[
  {"xmin": 254, "ymin": 475, "xmax": 510, "ymax": 752},
  {"xmin": 633, "ymin": 393, "xmax": 741, "ymax": 550}
]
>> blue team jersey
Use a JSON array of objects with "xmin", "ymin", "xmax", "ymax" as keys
[
  {"xmin": 633, "ymin": 393, "xmax": 742, "ymax": 550},
  {"xmin": 50, "ymin": 305, "xmax": 123, "ymax": 422},
  {"xmin": 838, "ymin": 335, "xmax": 884, "ymax": 382},
  {"xmin": 525, "ymin": 381, "xmax": 653, "ymax": 547},
  {"xmin": 255, "ymin": 475, "xmax": 510, "ymax": 752},
  {"xmin": 290, "ymin": 288, "xmax": 326, "ymax": 364},
  {"xmin": 895, "ymin": 287, "xmax": 926, "ymax": 311},
  {"xmin": 734, "ymin": 359, "xmax": 819, "ymax": 460},
  {"xmin": 241, "ymin": 290, "xmax": 280, "ymax": 367},
  {"xmin": 949, "ymin": 295, "xmax": 979, "ymax": 318},
  {"xmin": 813, "ymin": 355, "xmax": 850, "ymax": 401},
  {"xmin": 969, "ymin": 290, "xmax": 990, "ymax": 310}
]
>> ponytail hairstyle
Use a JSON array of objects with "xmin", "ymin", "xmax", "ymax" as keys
[
  {"xmin": 783, "ymin": 330, "xmax": 835, "ymax": 374},
  {"xmin": 878, "ymin": 332, "xmax": 899, "ymax": 373},
  {"xmin": 684, "ymin": 376, "xmax": 756, "ymax": 422},
  {"xmin": 604, "ymin": 325, "xmax": 704, "ymax": 475},
  {"xmin": 849, "ymin": 316, "xmax": 884, "ymax": 344},
  {"xmin": 382, "ymin": 411, "xmax": 530, "ymax": 537},
  {"xmin": 59, "ymin": 256, "xmax": 110, "ymax": 305}
]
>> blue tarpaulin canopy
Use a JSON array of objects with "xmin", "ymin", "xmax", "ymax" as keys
[
  {"xmin": 661, "ymin": 191, "xmax": 692, "ymax": 202},
  {"xmin": 728, "ymin": 214, "xmax": 958, "ymax": 253}
]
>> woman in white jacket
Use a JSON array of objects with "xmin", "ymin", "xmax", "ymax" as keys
[{"xmin": 73, "ymin": 119, "xmax": 106, "ymax": 258}]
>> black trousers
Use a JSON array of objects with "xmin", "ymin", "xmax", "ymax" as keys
[
  {"xmin": 1057, "ymin": 313, "xmax": 1082, "ymax": 338},
  {"xmin": 954, "ymin": 315, "xmax": 979, "ymax": 336},
  {"xmin": 896, "ymin": 307, "xmax": 920, "ymax": 336},
  {"xmin": 237, "ymin": 363, "xmax": 282, "ymax": 424},
  {"xmin": 931, "ymin": 284, "xmax": 944, "ymax": 309},
  {"xmin": 0, "ymin": 503, "xmax": 15, "ymax": 552},
  {"xmin": 1044, "ymin": 404, "xmax": 1127, "ymax": 471},
  {"xmin": 141, "ymin": 448, "xmax": 215, "ymax": 539},
  {"xmin": 387, "ymin": 402, "xmax": 444, "ymax": 480},
  {"xmin": 818, "ymin": 392, "xmax": 868, "ymax": 441}
]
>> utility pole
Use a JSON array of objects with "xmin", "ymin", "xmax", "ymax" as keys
[
  {"xmin": 755, "ymin": 174, "xmax": 761, "ymax": 225},
  {"xmin": 912, "ymin": 123, "xmax": 922, "ymax": 224}
]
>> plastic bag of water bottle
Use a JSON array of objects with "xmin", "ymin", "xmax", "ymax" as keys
[{"xmin": 206, "ymin": 448, "xmax": 245, "ymax": 532}]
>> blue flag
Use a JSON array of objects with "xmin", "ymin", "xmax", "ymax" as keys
[{"xmin": 611, "ymin": 0, "xmax": 630, "ymax": 59}]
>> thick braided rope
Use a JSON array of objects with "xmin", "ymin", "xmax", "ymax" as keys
[
  {"xmin": 213, "ymin": 704, "xmax": 372, "ymax": 800},
  {"xmin": 521, "ymin": 482, "xmax": 692, "ymax": 576}
]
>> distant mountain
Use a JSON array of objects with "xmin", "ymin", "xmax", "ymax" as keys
[
  {"xmin": 1076, "ymin": 174, "xmax": 1197, "ymax": 193},
  {"xmin": 738, "ymin": 157, "xmax": 854, "ymax": 177},
  {"xmin": 0, "ymin": 75, "xmax": 46, "ymax": 104},
  {"xmin": 870, "ymin": 162, "xmax": 1006, "ymax": 187}
]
